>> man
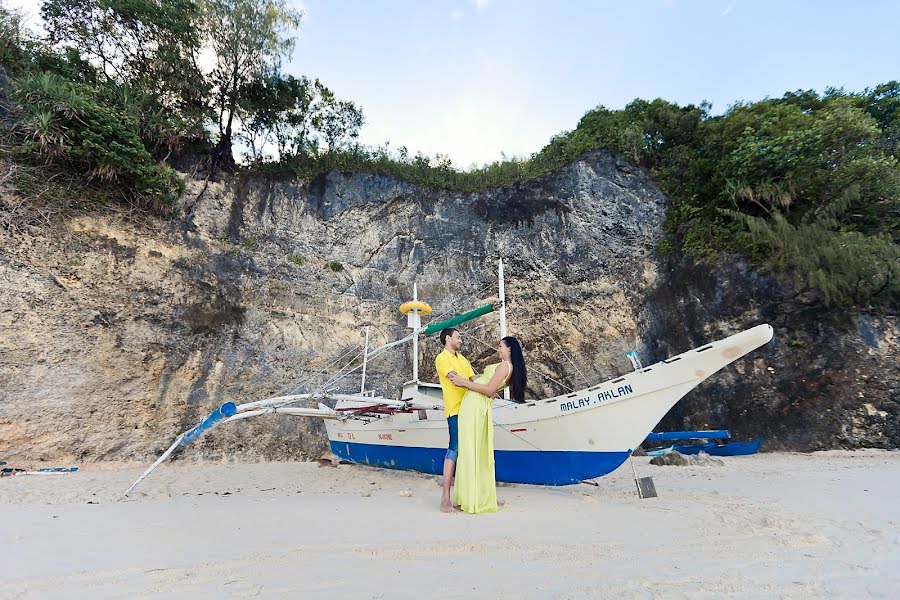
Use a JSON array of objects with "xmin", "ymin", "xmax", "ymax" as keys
[{"xmin": 434, "ymin": 327, "xmax": 474, "ymax": 513}]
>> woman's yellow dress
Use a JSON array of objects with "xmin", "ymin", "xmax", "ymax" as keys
[{"xmin": 453, "ymin": 362, "xmax": 509, "ymax": 514}]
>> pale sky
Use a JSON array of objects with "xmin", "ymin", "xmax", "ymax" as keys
[{"xmin": 7, "ymin": 0, "xmax": 900, "ymax": 168}]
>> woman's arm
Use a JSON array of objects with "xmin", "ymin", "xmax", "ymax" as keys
[{"xmin": 448, "ymin": 363, "xmax": 510, "ymax": 397}]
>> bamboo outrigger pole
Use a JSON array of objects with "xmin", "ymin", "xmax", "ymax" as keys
[{"xmin": 123, "ymin": 402, "xmax": 237, "ymax": 497}]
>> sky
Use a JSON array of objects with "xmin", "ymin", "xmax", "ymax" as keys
[{"xmin": 7, "ymin": 0, "xmax": 900, "ymax": 168}]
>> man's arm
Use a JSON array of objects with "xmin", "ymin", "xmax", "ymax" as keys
[{"xmin": 435, "ymin": 353, "xmax": 451, "ymax": 379}]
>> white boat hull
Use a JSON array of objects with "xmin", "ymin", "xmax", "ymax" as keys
[{"xmin": 325, "ymin": 324, "xmax": 774, "ymax": 484}]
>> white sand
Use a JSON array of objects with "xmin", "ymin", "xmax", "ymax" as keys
[{"xmin": 1, "ymin": 450, "xmax": 897, "ymax": 599}]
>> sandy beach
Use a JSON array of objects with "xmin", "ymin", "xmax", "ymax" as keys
[{"xmin": 1, "ymin": 450, "xmax": 897, "ymax": 599}]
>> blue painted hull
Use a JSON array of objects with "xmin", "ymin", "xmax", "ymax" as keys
[{"xmin": 329, "ymin": 440, "xmax": 632, "ymax": 485}]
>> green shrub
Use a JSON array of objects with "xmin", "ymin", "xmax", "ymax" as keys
[
  {"xmin": 681, "ymin": 224, "xmax": 715, "ymax": 261},
  {"xmin": 10, "ymin": 71, "xmax": 182, "ymax": 210},
  {"xmin": 722, "ymin": 188, "xmax": 900, "ymax": 307}
]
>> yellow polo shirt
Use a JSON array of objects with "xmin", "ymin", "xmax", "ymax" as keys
[{"xmin": 435, "ymin": 349, "xmax": 475, "ymax": 418}]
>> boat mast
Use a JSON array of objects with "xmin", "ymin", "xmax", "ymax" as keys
[
  {"xmin": 498, "ymin": 258, "xmax": 510, "ymax": 400},
  {"xmin": 412, "ymin": 283, "xmax": 419, "ymax": 382},
  {"xmin": 360, "ymin": 325, "xmax": 370, "ymax": 393},
  {"xmin": 399, "ymin": 288, "xmax": 432, "ymax": 384}
]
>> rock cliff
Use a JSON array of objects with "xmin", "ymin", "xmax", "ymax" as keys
[{"xmin": 1, "ymin": 150, "xmax": 896, "ymax": 464}]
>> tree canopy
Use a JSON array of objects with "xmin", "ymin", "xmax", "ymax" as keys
[{"xmin": 1, "ymin": 0, "xmax": 363, "ymax": 207}]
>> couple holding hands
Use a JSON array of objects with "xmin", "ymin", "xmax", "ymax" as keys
[{"xmin": 435, "ymin": 328, "xmax": 527, "ymax": 514}]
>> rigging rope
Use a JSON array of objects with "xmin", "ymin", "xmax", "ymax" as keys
[
  {"xmin": 551, "ymin": 335, "xmax": 592, "ymax": 388},
  {"xmin": 425, "ymin": 282, "xmax": 496, "ymax": 327}
]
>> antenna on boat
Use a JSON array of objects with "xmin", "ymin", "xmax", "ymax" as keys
[
  {"xmin": 399, "ymin": 284, "xmax": 432, "ymax": 383},
  {"xmin": 498, "ymin": 258, "xmax": 510, "ymax": 400}
]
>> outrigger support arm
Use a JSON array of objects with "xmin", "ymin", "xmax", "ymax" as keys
[
  {"xmin": 231, "ymin": 392, "xmax": 440, "ymax": 414},
  {"xmin": 236, "ymin": 393, "xmax": 314, "ymax": 412}
]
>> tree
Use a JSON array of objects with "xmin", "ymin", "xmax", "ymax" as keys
[
  {"xmin": 621, "ymin": 98, "xmax": 707, "ymax": 168},
  {"xmin": 0, "ymin": 3, "xmax": 30, "ymax": 75},
  {"xmin": 863, "ymin": 81, "xmax": 900, "ymax": 156},
  {"xmin": 40, "ymin": 0, "xmax": 208, "ymax": 155},
  {"xmin": 311, "ymin": 79, "xmax": 363, "ymax": 152},
  {"xmin": 236, "ymin": 72, "xmax": 363, "ymax": 162},
  {"xmin": 202, "ymin": 0, "xmax": 302, "ymax": 166},
  {"xmin": 237, "ymin": 70, "xmax": 317, "ymax": 160}
]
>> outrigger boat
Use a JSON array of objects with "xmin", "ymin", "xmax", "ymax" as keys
[{"xmin": 124, "ymin": 260, "xmax": 774, "ymax": 496}]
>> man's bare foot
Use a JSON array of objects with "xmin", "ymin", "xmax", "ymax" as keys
[{"xmin": 441, "ymin": 502, "xmax": 461, "ymax": 513}]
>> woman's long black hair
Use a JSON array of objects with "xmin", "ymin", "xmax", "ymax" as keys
[{"xmin": 502, "ymin": 336, "xmax": 527, "ymax": 402}]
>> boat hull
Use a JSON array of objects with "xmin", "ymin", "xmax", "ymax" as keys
[
  {"xmin": 324, "ymin": 324, "xmax": 774, "ymax": 485},
  {"xmin": 329, "ymin": 440, "xmax": 632, "ymax": 485}
]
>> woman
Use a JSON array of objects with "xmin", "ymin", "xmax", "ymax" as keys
[{"xmin": 448, "ymin": 336, "xmax": 527, "ymax": 514}]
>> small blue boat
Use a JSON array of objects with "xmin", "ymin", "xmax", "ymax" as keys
[
  {"xmin": 645, "ymin": 430, "xmax": 730, "ymax": 442},
  {"xmin": 671, "ymin": 437, "xmax": 762, "ymax": 456}
]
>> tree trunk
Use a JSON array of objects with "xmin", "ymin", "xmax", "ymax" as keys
[{"xmin": 210, "ymin": 129, "xmax": 237, "ymax": 174}]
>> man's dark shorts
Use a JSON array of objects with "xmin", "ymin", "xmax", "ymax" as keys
[{"xmin": 446, "ymin": 415, "xmax": 459, "ymax": 461}]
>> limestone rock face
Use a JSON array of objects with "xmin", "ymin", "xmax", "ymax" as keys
[
  {"xmin": 643, "ymin": 253, "xmax": 899, "ymax": 450},
  {"xmin": 0, "ymin": 150, "xmax": 896, "ymax": 464}
]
